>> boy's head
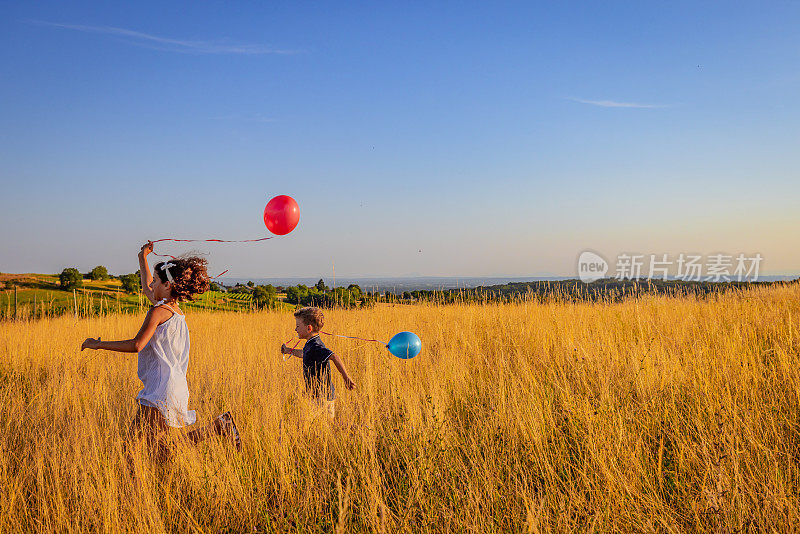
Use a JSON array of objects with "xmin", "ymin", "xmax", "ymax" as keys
[{"xmin": 294, "ymin": 307, "xmax": 324, "ymax": 339}]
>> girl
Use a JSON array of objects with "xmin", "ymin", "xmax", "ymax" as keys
[{"xmin": 81, "ymin": 241, "xmax": 240, "ymax": 458}]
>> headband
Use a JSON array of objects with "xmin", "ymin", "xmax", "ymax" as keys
[{"xmin": 160, "ymin": 262, "xmax": 176, "ymax": 283}]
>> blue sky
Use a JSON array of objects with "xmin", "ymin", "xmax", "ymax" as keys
[{"xmin": 1, "ymin": 1, "xmax": 798, "ymax": 278}]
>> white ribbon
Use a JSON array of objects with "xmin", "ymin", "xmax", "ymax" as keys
[{"xmin": 161, "ymin": 262, "xmax": 176, "ymax": 283}]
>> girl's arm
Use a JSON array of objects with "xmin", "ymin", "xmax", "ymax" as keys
[
  {"xmin": 330, "ymin": 352, "xmax": 355, "ymax": 390},
  {"xmin": 138, "ymin": 241, "xmax": 157, "ymax": 304},
  {"xmin": 81, "ymin": 306, "xmax": 171, "ymax": 353}
]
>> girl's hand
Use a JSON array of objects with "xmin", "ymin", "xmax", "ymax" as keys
[
  {"xmin": 280, "ymin": 343, "xmax": 288, "ymax": 355},
  {"xmin": 81, "ymin": 337, "xmax": 101, "ymax": 351},
  {"xmin": 343, "ymin": 376, "xmax": 356, "ymax": 390},
  {"xmin": 139, "ymin": 241, "xmax": 154, "ymax": 258}
]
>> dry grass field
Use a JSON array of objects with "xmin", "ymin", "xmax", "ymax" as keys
[{"xmin": 1, "ymin": 284, "xmax": 799, "ymax": 532}]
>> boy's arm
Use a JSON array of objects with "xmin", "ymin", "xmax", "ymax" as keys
[
  {"xmin": 280, "ymin": 344, "xmax": 303, "ymax": 359},
  {"xmin": 329, "ymin": 352, "xmax": 355, "ymax": 390}
]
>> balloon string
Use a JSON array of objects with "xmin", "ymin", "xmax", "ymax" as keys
[
  {"xmin": 283, "ymin": 337, "xmax": 302, "ymax": 361},
  {"xmin": 321, "ymin": 331, "xmax": 388, "ymax": 346},
  {"xmin": 147, "ymin": 252, "xmax": 228, "ymax": 280},
  {"xmin": 282, "ymin": 332, "xmax": 388, "ymax": 360},
  {"xmin": 151, "ymin": 251, "xmax": 177, "ymax": 259},
  {"xmin": 148, "ymin": 237, "xmax": 269, "ymax": 277},
  {"xmin": 152, "ymin": 237, "xmax": 274, "ymax": 244},
  {"xmin": 150, "ymin": 237, "xmax": 274, "ymax": 257}
]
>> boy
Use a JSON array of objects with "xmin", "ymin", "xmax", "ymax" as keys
[{"xmin": 280, "ymin": 307, "xmax": 355, "ymax": 417}]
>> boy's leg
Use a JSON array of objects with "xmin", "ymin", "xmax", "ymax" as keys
[
  {"xmin": 304, "ymin": 396, "xmax": 335, "ymax": 423},
  {"xmin": 324, "ymin": 400, "xmax": 335, "ymax": 419}
]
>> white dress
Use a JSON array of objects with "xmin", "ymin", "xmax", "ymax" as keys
[{"xmin": 136, "ymin": 302, "xmax": 197, "ymax": 427}]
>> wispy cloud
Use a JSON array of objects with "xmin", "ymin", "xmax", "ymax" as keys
[
  {"xmin": 568, "ymin": 97, "xmax": 665, "ymax": 109},
  {"xmin": 30, "ymin": 20, "xmax": 298, "ymax": 55},
  {"xmin": 210, "ymin": 114, "xmax": 276, "ymax": 123}
]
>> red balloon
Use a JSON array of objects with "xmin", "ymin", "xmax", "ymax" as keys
[{"xmin": 263, "ymin": 195, "xmax": 300, "ymax": 235}]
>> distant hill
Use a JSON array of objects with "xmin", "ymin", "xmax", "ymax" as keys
[
  {"xmin": 221, "ymin": 274, "xmax": 799, "ymax": 294},
  {"xmin": 394, "ymin": 277, "xmax": 799, "ymax": 304}
]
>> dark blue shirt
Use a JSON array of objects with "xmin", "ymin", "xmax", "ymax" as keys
[{"xmin": 302, "ymin": 335, "xmax": 335, "ymax": 401}]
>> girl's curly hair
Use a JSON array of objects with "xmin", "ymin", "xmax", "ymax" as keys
[{"xmin": 154, "ymin": 256, "xmax": 211, "ymax": 301}]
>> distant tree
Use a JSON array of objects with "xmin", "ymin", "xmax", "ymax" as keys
[
  {"xmin": 89, "ymin": 265, "xmax": 109, "ymax": 281},
  {"xmin": 316, "ymin": 279, "xmax": 327, "ymax": 292},
  {"xmin": 59, "ymin": 268, "xmax": 83, "ymax": 290},
  {"xmin": 209, "ymin": 282, "xmax": 223, "ymax": 292},
  {"xmin": 402, "ymin": 291, "xmax": 412, "ymax": 300},
  {"xmin": 285, "ymin": 286, "xmax": 300, "ymax": 304},
  {"xmin": 347, "ymin": 284, "xmax": 362, "ymax": 298},
  {"xmin": 119, "ymin": 272, "xmax": 141, "ymax": 294},
  {"xmin": 247, "ymin": 281, "xmax": 255, "ymax": 287},
  {"xmin": 253, "ymin": 285, "xmax": 277, "ymax": 308}
]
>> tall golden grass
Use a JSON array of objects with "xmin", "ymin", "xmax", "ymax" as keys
[{"xmin": 1, "ymin": 283, "xmax": 799, "ymax": 532}]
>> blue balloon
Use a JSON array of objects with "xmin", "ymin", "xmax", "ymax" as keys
[{"xmin": 386, "ymin": 331, "xmax": 422, "ymax": 359}]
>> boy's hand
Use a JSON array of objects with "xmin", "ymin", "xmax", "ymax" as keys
[
  {"xmin": 81, "ymin": 337, "xmax": 101, "ymax": 351},
  {"xmin": 280, "ymin": 343, "xmax": 288, "ymax": 355},
  {"xmin": 343, "ymin": 376, "xmax": 355, "ymax": 390},
  {"xmin": 139, "ymin": 241, "xmax": 154, "ymax": 258}
]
